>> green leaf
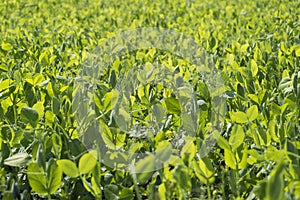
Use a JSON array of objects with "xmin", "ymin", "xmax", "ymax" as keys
[
  {"xmin": 246, "ymin": 105, "xmax": 258, "ymax": 121},
  {"xmin": 4, "ymin": 153, "xmax": 31, "ymax": 167},
  {"xmin": 295, "ymin": 47, "xmax": 300, "ymax": 57},
  {"xmin": 199, "ymin": 157, "xmax": 214, "ymax": 178},
  {"xmin": 32, "ymin": 101, "xmax": 44, "ymax": 120},
  {"xmin": 47, "ymin": 160, "xmax": 62, "ymax": 194},
  {"xmin": 33, "ymin": 74, "xmax": 45, "ymax": 85},
  {"xmin": 155, "ymin": 140, "xmax": 172, "ymax": 164},
  {"xmin": 164, "ymin": 97, "xmax": 181, "ymax": 114},
  {"xmin": 230, "ymin": 111, "xmax": 248, "ymax": 124},
  {"xmin": 119, "ymin": 187, "xmax": 134, "ymax": 199},
  {"xmin": 103, "ymin": 89, "xmax": 119, "ymax": 111},
  {"xmin": 237, "ymin": 84, "xmax": 245, "ymax": 97},
  {"xmin": 158, "ymin": 183, "xmax": 167, "ymax": 200},
  {"xmin": 79, "ymin": 152, "xmax": 97, "ymax": 175},
  {"xmin": 241, "ymin": 43, "xmax": 249, "ymax": 52},
  {"xmin": 50, "ymin": 133, "xmax": 62, "ymax": 157},
  {"xmin": 1, "ymin": 43, "xmax": 13, "ymax": 51},
  {"xmin": 91, "ymin": 176, "xmax": 101, "ymax": 197},
  {"xmin": 47, "ymin": 82, "xmax": 54, "ymax": 98},
  {"xmin": 266, "ymin": 162, "xmax": 285, "ymax": 200},
  {"xmin": 45, "ymin": 110, "xmax": 55, "ymax": 127},
  {"xmin": 109, "ymin": 70, "xmax": 117, "ymax": 87},
  {"xmin": 152, "ymin": 103, "xmax": 166, "ymax": 123},
  {"xmin": 173, "ymin": 164, "xmax": 191, "ymax": 191},
  {"xmin": 238, "ymin": 146, "xmax": 248, "ymax": 169},
  {"xmin": 21, "ymin": 107, "xmax": 39, "ymax": 127},
  {"xmin": 104, "ymin": 184, "xmax": 119, "ymax": 200},
  {"xmin": 135, "ymin": 154, "xmax": 155, "ymax": 184},
  {"xmin": 99, "ymin": 120, "xmax": 115, "ymax": 149},
  {"xmin": 250, "ymin": 59, "xmax": 258, "ymax": 76},
  {"xmin": 181, "ymin": 138, "xmax": 196, "ymax": 164},
  {"xmin": 182, "ymin": 112, "xmax": 197, "ymax": 136},
  {"xmin": 0, "ymin": 79, "xmax": 14, "ymax": 91},
  {"xmin": 57, "ymin": 160, "xmax": 79, "ymax": 178},
  {"xmin": 193, "ymin": 157, "xmax": 215, "ymax": 184},
  {"xmin": 229, "ymin": 124, "xmax": 245, "ymax": 150},
  {"xmin": 27, "ymin": 163, "xmax": 48, "ymax": 195},
  {"xmin": 214, "ymin": 131, "xmax": 231, "ymax": 150},
  {"xmin": 224, "ymin": 149, "xmax": 236, "ymax": 169}
]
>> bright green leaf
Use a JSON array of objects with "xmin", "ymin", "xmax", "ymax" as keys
[
  {"xmin": 27, "ymin": 163, "xmax": 48, "ymax": 195},
  {"xmin": 230, "ymin": 111, "xmax": 248, "ymax": 124},
  {"xmin": 246, "ymin": 105, "xmax": 258, "ymax": 121},
  {"xmin": 1, "ymin": 43, "xmax": 13, "ymax": 51},
  {"xmin": 57, "ymin": 160, "xmax": 79, "ymax": 178},
  {"xmin": 224, "ymin": 149, "xmax": 236, "ymax": 169},
  {"xmin": 79, "ymin": 152, "xmax": 97, "ymax": 175}
]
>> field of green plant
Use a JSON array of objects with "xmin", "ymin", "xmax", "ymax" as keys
[{"xmin": 0, "ymin": 0, "xmax": 300, "ymax": 199}]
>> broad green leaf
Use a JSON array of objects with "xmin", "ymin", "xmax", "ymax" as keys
[
  {"xmin": 32, "ymin": 101, "xmax": 44, "ymax": 120},
  {"xmin": 241, "ymin": 43, "xmax": 249, "ymax": 52},
  {"xmin": 0, "ymin": 79, "xmax": 14, "ymax": 91},
  {"xmin": 198, "ymin": 82, "xmax": 210, "ymax": 99},
  {"xmin": 135, "ymin": 154, "xmax": 155, "ymax": 184},
  {"xmin": 0, "ymin": 64, "xmax": 7, "ymax": 72},
  {"xmin": 113, "ymin": 108, "xmax": 130, "ymax": 131},
  {"xmin": 36, "ymin": 144, "xmax": 45, "ymax": 169},
  {"xmin": 27, "ymin": 163, "xmax": 48, "ymax": 195},
  {"xmin": 230, "ymin": 111, "xmax": 248, "ymax": 124},
  {"xmin": 155, "ymin": 140, "xmax": 172, "ymax": 164},
  {"xmin": 47, "ymin": 160, "xmax": 62, "ymax": 194},
  {"xmin": 57, "ymin": 160, "xmax": 79, "ymax": 178},
  {"xmin": 115, "ymin": 132, "xmax": 126, "ymax": 148},
  {"xmin": 99, "ymin": 120, "xmax": 115, "ymax": 149},
  {"xmin": 181, "ymin": 138, "xmax": 196, "ymax": 164},
  {"xmin": 79, "ymin": 152, "xmax": 97, "ymax": 175},
  {"xmin": 173, "ymin": 164, "xmax": 191, "ymax": 191},
  {"xmin": 33, "ymin": 74, "xmax": 45, "ymax": 85},
  {"xmin": 266, "ymin": 162, "xmax": 285, "ymax": 200},
  {"xmin": 246, "ymin": 105, "xmax": 258, "ymax": 121},
  {"xmin": 135, "ymin": 154, "xmax": 155, "ymax": 173},
  {"xmin": 182, "ymin": 112, "xmax": 197, "ymax": 136},
  {"xmin": 224, "ymin": 149, "xmax": 236, "ymax": 169},
  {"xmin": 199, "ymin": 157, "xmax": 214, "ymax": 178},
  {"xmin": 21, "ymin": 107, "xmax": 39, "ymax": 127},
  {"xmin": 4, "ymin": 153, "xmax": 31, "ymax": 167},
  {"xmin": 193, "ymin": 157, "xmax": 215, "ymax": 184},
  {"xmin": 164, "ymin": 97, "xmax": 181, "ymax": 114},
  {"xmin": 103, "ymin": 89, "xmax": 119, "ymax": 111},
  {"xmin": 104, "ymin": 184, "xmax": 119, "ymax": 200},
  {"xmin": 229, "ymin": 124, "xmax": 245, "ymax": 150},
  {"xmin": 45, "ymin": 110, "xmax": 55, "ymax": 127},
  {"xmin": 237, "ymin": 84, "xmax": 245, "ymax": 97},
  {"xmin": 215, "ymin": 132, "xmax": 231, "ymax": 150},
  {"xmin": 1, "ymin": 43, "xmax": 13, "ymax": 51},
  {"xmin": 39, "ymin": 52, "xmax": 48, "ymax": 63},
  {"xmin": 50, "ymin": 133, "xmax": 62, "ymax": 157},
  {"xmin": 152, "ymin": 103, "xmax": 166, "ymax": 123}
]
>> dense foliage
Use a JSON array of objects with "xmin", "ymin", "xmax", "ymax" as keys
[{"xmin": 0, "ymin": 0, "xmax": 299, "ymax": 199}]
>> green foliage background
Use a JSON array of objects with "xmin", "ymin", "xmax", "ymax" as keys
[{"xmin": 0, "ymin": 0, "xmax": 299, "ymax": 199}]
